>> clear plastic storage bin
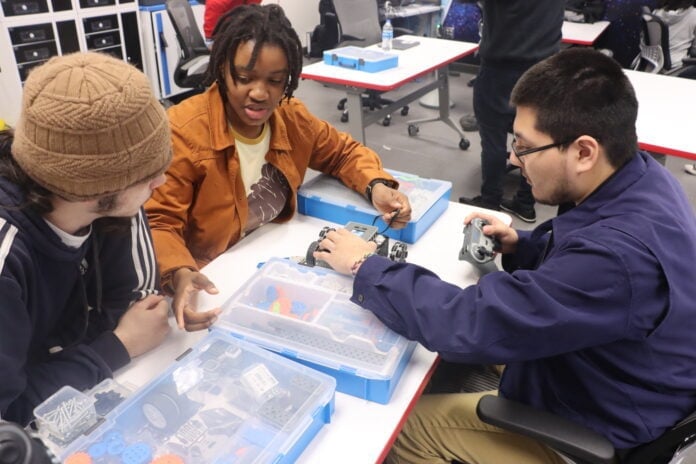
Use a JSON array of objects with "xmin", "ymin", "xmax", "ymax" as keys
[
  {"xmin": 40, "ymin": 332, "xmax": 335, "ymax": 464},
  {"xmin": 215, "ymin": 258, "xmax": 416, "ymax": 404}
]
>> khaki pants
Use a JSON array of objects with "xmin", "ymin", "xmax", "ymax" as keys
[{"xmin": 386, "ymin": 390, "xmax": 568, "ymax": 464}]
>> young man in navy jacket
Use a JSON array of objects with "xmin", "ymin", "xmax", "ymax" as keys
[
  {"xmin": 315, "ymin": 48, "xmax": 696, "ymax": 463},
  {"xmin": 0, "ymin": 52, "xmax": 172, "ymax": 425}
]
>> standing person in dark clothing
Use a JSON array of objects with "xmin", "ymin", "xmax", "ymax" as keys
[
  {"xmin": 0, "ymin": 52, "xmax": 172, "ymax": 425},
  {"xmin": 459, "ymin": 0, "xmax": 564, "ymax": 223}
]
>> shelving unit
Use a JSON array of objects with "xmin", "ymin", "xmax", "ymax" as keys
[{"xmin": 0, "ymin": 0, "xmax": 143, "ymax": 124}]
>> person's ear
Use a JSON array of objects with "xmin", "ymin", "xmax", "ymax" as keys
[{"xmin": 573, "ymin": 135, "xmax": 600, "ymax": 174}]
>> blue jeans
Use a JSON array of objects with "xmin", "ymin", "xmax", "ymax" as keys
[{"xmin": 473, "ymin": 64, "xmax": 534, "ymax": 209}]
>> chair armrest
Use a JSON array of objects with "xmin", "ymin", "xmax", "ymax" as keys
[
  {"xmin": 476, "ymin": 395, "xmax": 615, "ymax": 464},
  {"xmin": 682, "ymin": 56, "xmax": 696, "ymax": 66},
  {"xmin": 394, "ymin": 27, "xmax": 414, "ymax": 37}
]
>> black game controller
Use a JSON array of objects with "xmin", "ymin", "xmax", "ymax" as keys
[
  {"xmin": 459, "ymin": 218, "xmax": 501, "ymax": 264},
  {"xmin": 304, "ymin": 222, "xmax": 408, "ymax": 267}
]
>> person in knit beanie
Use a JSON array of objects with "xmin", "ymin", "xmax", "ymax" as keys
[
  {"xmin": 13, "ymin": 51, "xmax": 172, "ymax": 202},
  {"xmin": 0, "ymin": 52, "xmax": 172, "ymax": 426}
]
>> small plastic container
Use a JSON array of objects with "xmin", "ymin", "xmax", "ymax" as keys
[
  {"xmin": 33, "ymin": 386, "xmax": 97, "ymax": 445},
  {"xmin": 86, "ymin": 378, "xmax": 132, "ymax": 417},
  {"xmin": 298, "ymin": 169, "xmax": 452, "ymax": 244},
  {"xmin": 215, "ymin": 258, "xmax": 417, "ymax": 404}
]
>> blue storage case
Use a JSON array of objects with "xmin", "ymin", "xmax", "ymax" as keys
[
  {"xmin": 298, "ymin": 169, "xmax": 452, "ymax": 244},
  {"xmin": 323, "ymin": 46, "xmax": 398, "ymax": 72},
  {"xmin": 43, "ymin": 332, "xmax": 335, "ymax": 464},
  {"xmin": 215, "ymin": 258, "xmax": 417, "ymax": 404}
]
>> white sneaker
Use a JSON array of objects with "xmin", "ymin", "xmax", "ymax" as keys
[{"xmin": 685, "ymin": 164, "xmax": 696, "ymax": 175}]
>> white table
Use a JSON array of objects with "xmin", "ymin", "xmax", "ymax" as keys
[
  {"xmin": 625, "ymin": 69, "xmax": 696, "ymax": 160},
  {"xmin": 301, "ymin": 36, "xmax": 479, "ymax": 149},
  {"xmin": 562, "ymin": 20, "xmax": 611, "ymax": 46},
  {"xmin": 115, "ymin": 199, "xmax": 510, "ymax": 463}
]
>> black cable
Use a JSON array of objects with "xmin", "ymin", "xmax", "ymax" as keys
[{"xmin": 372, "ymin": 208, "xmax": 401, "ymax": 235}]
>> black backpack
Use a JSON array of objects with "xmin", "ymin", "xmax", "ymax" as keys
[{"xmin": 308, "ymin": 0, "xmax": 340, "ymax": 57}]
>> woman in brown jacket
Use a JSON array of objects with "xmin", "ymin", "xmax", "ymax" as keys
[{"xmin": 145, "ymin": 4, "xmax": 412, "ymax": 332}]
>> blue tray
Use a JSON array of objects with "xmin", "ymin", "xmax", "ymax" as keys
[
  {"xmin": 298, "ymin": 169, "xmax": 452, "ymax": 244},
  {"xmin": 52, "ymin": 332, "xmax": 335, "ymax": 464},
  {"xmin": 323, "ymin": 46, "xmax": 398, "ymax": 72}
]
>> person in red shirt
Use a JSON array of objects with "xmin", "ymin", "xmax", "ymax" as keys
[{"xmin": 203, "ymin": 0, "xmax": 261, "ymax": 45}]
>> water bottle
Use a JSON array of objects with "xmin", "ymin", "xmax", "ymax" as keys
[{"xmin": 381, "ymin": 18, "xmax": 394, "ymax": 51}]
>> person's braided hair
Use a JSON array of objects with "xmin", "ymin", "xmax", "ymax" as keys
[{"xmin": 204, "ymin": 3, "xmax": 303, "ymax": 108}]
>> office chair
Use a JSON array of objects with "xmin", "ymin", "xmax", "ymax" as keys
[
  {"xmin": 308, "ymin": 0, "xmax": 340, "ymax": 58},
  {"xmin": 632, "ymin": 7, "xmax": 696, "ymax": 78},
  {"xmin": 476, "ymin": 394, "xmax": 696, "ymax": 464},
  {"xmin": 331, "ymin": 0, "xmax": 412, "ymax": 127},
  {"xmin": 166, "ymin": 0, "xmax": 211, "ymax": 90}
]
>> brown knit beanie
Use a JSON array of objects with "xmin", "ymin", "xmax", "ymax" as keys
[{"xmin": 12, "ymin": 52, "xmax": 171, "ymax": 201}]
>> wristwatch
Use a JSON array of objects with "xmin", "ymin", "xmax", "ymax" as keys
[{"xmin": 365, "ymin": 178, "xmax": 395, "ymax": 203}]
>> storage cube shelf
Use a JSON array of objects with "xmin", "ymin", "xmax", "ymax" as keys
[
  {"xmin": 40, "ymin": 332, "xmax": 335, "ymax": 464},
  {"xmin": 214, "ymin": 258, "xmax": 416, "ymax": 404},
  {"xmin": 298, "ymin": 169, "xmax": 452, "ymax": 244},
  {"xmin": 0, "ymin": 0, "xmax": 142, "ymax": 125}
]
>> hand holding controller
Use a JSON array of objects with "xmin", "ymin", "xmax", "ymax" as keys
[{"xmin": 459, "ymin": 218, "xmax": 501, "ymax": 264}]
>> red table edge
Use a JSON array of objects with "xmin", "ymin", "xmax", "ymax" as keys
[
  {"xmin": 376, "ymin": 355, "xmax": 442, "ymax": 464},
  {"xmin": 639, "ymin": 142, "xmax": 696, "ymax": 161},
  {"xmin": 562, "ymin": 38, "xmax": 595, "ymax": 46}
]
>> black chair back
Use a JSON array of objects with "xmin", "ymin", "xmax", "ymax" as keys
[
  {"xmin": 165, "ymin": 0, "xmax": 210, "ymax": 89},
  {"xmin": 167, "ymin": 0, "xmax": 208, "ymax": 58}
]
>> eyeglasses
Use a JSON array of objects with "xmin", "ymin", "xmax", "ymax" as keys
[{"xmin": 510, "ymin": 138, "xmax": 575, "ymax": 163}]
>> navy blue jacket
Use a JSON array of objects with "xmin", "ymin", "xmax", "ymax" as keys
[
  {"xmin": 0, "ymin": 178, "xmax": 160, "ymax": 425},
  {"xmin": 352, "ymin": 152, "xmax": 696, "ymax": 449}
]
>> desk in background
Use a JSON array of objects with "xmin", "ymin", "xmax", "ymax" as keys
[
  {"xmin": 625, "ymin": 69, "xmax": 696, "ymax": 160},
  {"xmin": 562, "ymin": 20, "xmax": 611, "ymax": 46},
  {"xmin": 301, "ymin": 36, "xmax": 478, "ymax": 149},
  {"xmin": 114, "ymin": 199, "xmax": 509, "ymax": 463}
]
